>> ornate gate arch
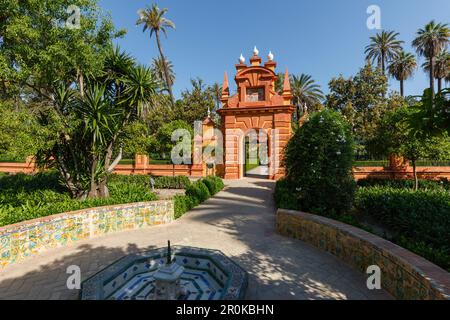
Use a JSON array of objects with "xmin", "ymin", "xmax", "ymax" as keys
[{"xmin": 217, "ymin": 49, "xmax": 295, "ymax": 180}]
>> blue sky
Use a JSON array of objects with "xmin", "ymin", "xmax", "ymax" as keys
[{"xmin": 98, "ymin": 0, "xmax": 450, "ymax": 99}]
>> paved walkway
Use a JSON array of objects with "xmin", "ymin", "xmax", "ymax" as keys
[{"xmin": 0, "ymin": 178, "xmax": 391, "ymax": 300}]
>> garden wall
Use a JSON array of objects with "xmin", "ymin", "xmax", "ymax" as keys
[
  {"xmin": 276, "ymin": 209, "xmax": 450, "ymax": 300},
  {"xmin": 1, "ymin": 161, "xmax": 449, "ymax": 180},
  {"xmin": 0, "ymin": 161, "xmax": 204, "ymax": 177},
  {"xmin": 0, "ymin": 200, "xmax": 174, "ymax": 270},
  {"xmin": 353, "ymin": 166, "xmax": 450, "ymax": 181}
]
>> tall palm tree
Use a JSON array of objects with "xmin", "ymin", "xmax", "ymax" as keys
[
  {"xmin": 137, "ymin": 4, "xmax": 175, "ymax": 103},
  {"xmin": 365, "ymin": 30, "xmax": 404, "ymax": 75},
  {"xmin": 388, "ymin": 51, "xmax": 417, "ymax": 97},
  {"xmin": 422, "ymin": 50, "xmax": 450, "ymax": 92},
  {"xmin": 289, "ymin": 74, "xmax": 324, "ymax": 118},
  {"xmin": 151, "ymin": 56, "xmax": 175, "ymax": 89},
  {"xmin": 412, "ymin": 21, "xmax": 450, "ymax": 98}
]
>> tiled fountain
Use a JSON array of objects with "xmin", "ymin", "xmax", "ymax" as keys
[{"xmin": 80, "ymin": 243, "xmax": 248, "ymax": 300}]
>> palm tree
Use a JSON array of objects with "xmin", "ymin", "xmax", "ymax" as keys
[
  {"xmin": 137, "ymin": 4, "xmax": 175, "ymax": 103},
  {"xmin": 151, "ymin": 56, "xmax": 175, "ymax": 89},
  {"xmin": 388, "ymin": 51, "xmax": 417, "ymax": 97},
  {"xmin": 289, "ymin": 74, "xmax": 324, "ymax": 118},
  {"xmin": 422, "ymin": 50, "xmax": 450, "ymax": 92},
  {"xmin": 365, "ymin": 30, "xmax": 404, "ymax": 75},
  {"xmin": 412, "ymin": 21, "xmax": 450, "ymax": 98}
]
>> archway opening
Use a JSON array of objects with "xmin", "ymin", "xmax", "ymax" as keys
[{"xmin": 242, "ymin": 129, "xmax": 269, "ymax": 179}]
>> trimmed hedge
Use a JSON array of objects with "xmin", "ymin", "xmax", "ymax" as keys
[
  {"xmin": 174, "ymin": 177, "xmax": 225, "ymax": 219},
  {"xmin": 0, "ymin": 172, "xmax": 157, "ymax": 227},
  {"xmin": 110, "ymin": 174, "xmax": 191, "ymax": 189},
  {"xmin": 202, "ymin": 176, "xmax": 225, "ymax": 195},
  {"xmin": 357, "ymin": 177, "xmax": 450, "ymax": 191},
  {"xmin": 355, "ymin": 186, "xmax": 450, "ymax": 271}
]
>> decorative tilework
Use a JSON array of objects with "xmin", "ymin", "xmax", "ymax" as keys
[
  {"xmin": 81, "ymin": 246, "xmax": 248, "ymax": 300},
  {"xmin": 0, "ymin": 201, "xmax": 174, "ymax": 270}
]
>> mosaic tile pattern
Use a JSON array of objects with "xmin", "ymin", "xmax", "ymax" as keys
[
  {"xmin": 81, "ymin": 246, "xmax": 248, "ymax": 300},
  {"xmin": 0, "ymin": 201, "xmax": 174, "ymax": 270}
]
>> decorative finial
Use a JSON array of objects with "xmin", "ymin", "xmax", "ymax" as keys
[
  {"xmin": 207, "ymin": 106, "xmax": 211, "ymax": 118},
  {"xmin": 253, "ymin": 46, "xmax": 259, "ymax": 56},
  {"xmin": 268, "ymin": 51, "xmax": 274, "ymax": 61},
  {"xmin": 166, "ymin": 240, "xmax": 172, "ymax": 265},
  {"xmin": 239, "ymin": 54, "xmax": 245, "ymax": 64}
]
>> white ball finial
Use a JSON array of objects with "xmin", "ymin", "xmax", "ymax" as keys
[
  {"xmin": 253, "ymin": 46, "xmax": 259, "ymax": 56},
  {"xmin": 239, "ymin": 54, "xmax": 245, "ymax": 64},
  {"xmin": 268, "ymin": 51, "xmax": 274, "ymax": 61}
]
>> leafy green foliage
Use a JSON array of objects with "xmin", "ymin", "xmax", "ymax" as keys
[
  {"xmin": 326, "ymin": 63, "xmax": 405, "ymax": 154},
  {"xmin": 357, "ymin": 177, "xmax": 450, "ymax": 190},
  {"xmin": 202, "ymin": 176, "xmax": 225, "ymax": 195},
  {"xmin": 285, "ymin": 109, "xmax": 356, "ymax": 216},
  {"xmin": 155, "ymin": 120, "xmax": 193, "ymax": 158},
  {"xmin": 355, "ymin": 186, "xmax": 450, "ymax": 271},
  {"xmin": 109, "ymin": 174, "xmax": 191, "ymax": 189},
  {"xmin": 0, "ymin": 172, "xmax": 157, "ymax": 227},
  {"xmin": 186, "ymin": 180, "xmax": 210, "ymax": 203},
  {"xmin": 274, "ymin": 179, "xmax": 299, "ymax": 210},
  {"xmin": 174, "ymin": 177, "xmax": 224, "ymax": 219}
]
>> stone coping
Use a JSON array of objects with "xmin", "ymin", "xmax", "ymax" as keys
[
  {"xmin": 0, "ymin": 200, "xmax": 171, "ymax": 236},
  {"xmin": 277, "ymin": 209, "xmax": 450, "ymax": 300}
]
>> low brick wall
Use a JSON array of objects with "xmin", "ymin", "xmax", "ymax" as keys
[
  {"xmin": 276, "ymin": 209, "xmax": 450, "ymax": 300},
  {"xmin": 353, "ymin": 166, "xmax": 450, "ymax": 181},
  {"xmin": 0, "ymin": 200, "xmax": 174, "ymax": 270}
]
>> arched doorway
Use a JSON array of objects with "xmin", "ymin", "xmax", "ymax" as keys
[
  {"xmin": 242, "ymin": 129, "xmax": 269, "ymax": 178},
  {"xmin": 217, "ymin": 48, "xmax": 295, "ymax": 180}
]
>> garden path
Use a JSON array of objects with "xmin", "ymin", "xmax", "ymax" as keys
[{"xmin": 0, "ymin": 178, "xmax": 391, "ymax": 300}]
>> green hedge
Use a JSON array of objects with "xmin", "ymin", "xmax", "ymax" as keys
[
  {"xmin": 355, "ymin": 187, "xmax": 450, "ymax": 271},
  {"xmin": 202, "ymin": 176, "xmax": 225, "ymax": 195},
  {"xmin": 357, "ymin": 177, "xmax": 450, "ymax": 191},
  {"xmin": 174, "ymin": 177, "xmax": 225, "ymax": 219},
  {"xmin": 274, "ymin": 179, "xmax": 299, "ymax": 210},
  {"xmin": 110, "ymin": 174, "xmax": 191, "ymax": 189},
  {"xmin": 0, "ymin": 172, "xmax": 157, "ymax": 227}
]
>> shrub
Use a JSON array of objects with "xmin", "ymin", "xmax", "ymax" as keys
[
  {"xmin": 110, "ymin": 174, "xmax": 191, "ymax": 189},
  {"xmin": 0, "ymin": 173, "xmax": 157, "ymax": 227},
  {"xmin": 174, "ymin": 195, "xmax": 196, "ymax": 219},
  {"xmin": 202, "ymin": 176, "xmax": 224, "ymax": 195},
  {"xmin": 153, "ymin": 175, "xmax": 191, "ymax": 189},
  {"xmin": 284, "ymin": 109, "xmax": 356, "ymax": 216},
  {"xmin": 174, "ymin": 177, "xmax": 224, "ymax": 219},
  {"xmin": 357, "ymin": 177, "xmax": 450, "ymax": 191},
  {"xmin": 186, "ymin": 180, "xmax": 210, "ymax": 203},
  {"xmin": 354, "ymin": 186, "xmax": 450, "ymax": 270},
  {"xmin": 274, "ymin": 179, "xmax": 299, "ymax": 210}
]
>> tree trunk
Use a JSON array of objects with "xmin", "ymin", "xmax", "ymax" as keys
[
  {"xmin": 381, "ymin": 52, "xmax": 385, "ymax": 75},
  {"xmin": 430, "ymin": 56, "xmax": 435, "ymax": 101},
  {"xmin": 437, "ymin": 77, "xmax": 442, "ymax": 93},
  {"xmin": 400, "ymin": 79, "xmax": 404, "ymax": 97},
  {"xmin": 155, "ymin": 31, "xmax": 174, "ymax": 104},
  {"xmin": 412, "ymin": 159, "xmax": 418, "ymax": 191}
]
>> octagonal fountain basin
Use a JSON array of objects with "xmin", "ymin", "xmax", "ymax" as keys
[{"xmin": 80, "ymin": 246, "xmax": 248, "ymax": 300}]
